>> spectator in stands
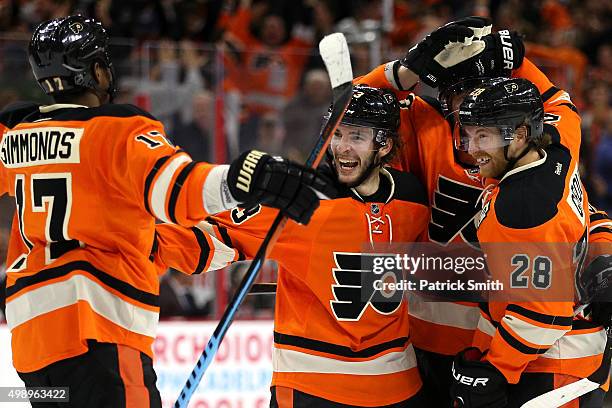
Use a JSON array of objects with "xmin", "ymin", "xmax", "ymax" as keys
[
  {"xmin": 595, "ymin": 112, "xmax": 612, "ymax": 212},
  {"xmin": 222, "ymin": 0, "xmax": 313, "ymax": 150},
  {"xmin": 249, "ymin": 111, "xmax": 285, "ymax": 155},
  {"xmin": 227, "ymin": 262, "xmax": 275, "ymax": 319},
  {"xmin": 172, "ymin": 90, "xmax": 215, "ymax": 162},
  {"xmin": 282, "ymin": 68, "xmax": 331, "ymax": 162},
  {"xmin": 124, "ymin": 39, "xmax": 207, "ymax": 133},
  {"xmin": 159, "ymin": 270, "xmax": 214, "ymax": 318}
]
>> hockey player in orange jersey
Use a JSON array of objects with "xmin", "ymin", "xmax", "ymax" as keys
[
  {"xmin": 0, "ymin": 15, "xmax": 333, "ymax": 408},
  {"xmin": 199, "ymin": 85, "xmax": 432, "ymax": 407},
  {"xmin": 449, "ymin": 77, "xmax": 609, "ymax": 407},
  {"xmin": 351, "ymin": 16, "xmax": 596, "ymax": 406}
]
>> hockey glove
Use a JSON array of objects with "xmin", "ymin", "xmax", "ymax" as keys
[
  {"xmin": 451, "ymin": 348, "xmax": 508, "ymax": 408},
  {"xmin": 227, "ymin": 150, "xmax": 335, "ymax": 225},
  {"xmin": 577, "ymin": 255, "xmax": 612, "ymax": 302},
  {"xmin": 442, "ymin": 30, "xmax": 525, "ymax": 87},
  {"xmin": 577, "ymin": 255, "xmax": 612, "ymax": 327},
  {"xmin": 400, "ymin": 16, "xmax": 492, "ymax": 88}
]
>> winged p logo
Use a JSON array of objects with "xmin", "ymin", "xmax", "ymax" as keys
[
  {"xmin": 69, "ymin": 22, "xmax": 84, "ymax": 35},
  {"xmin": 504, "ymin": 82, "xmax": 519, "ymax": 94},
  {"xmin": 330, "ymin": 252, "xmax": 403, "ymax": 321},
  {"xmin": 429, "ymin": 175, "xmax": 482, "ymax": 246}
]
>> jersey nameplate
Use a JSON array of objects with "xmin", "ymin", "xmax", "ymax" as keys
[
  {"xmin": 0, "ymin": 127, "xmax": 83, "ymax": 168},
  {"xmin": 567, "ymin": 164, "xmax": 585, "ymax": 226}
]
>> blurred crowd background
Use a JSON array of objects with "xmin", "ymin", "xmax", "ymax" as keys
[{"xmin": 0, "ymin": 0, "xmax": 610, "ymax": 322}]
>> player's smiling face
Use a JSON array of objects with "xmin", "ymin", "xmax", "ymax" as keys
[
  {"xmin": 462, "ymin": 125, "xmax": 509, "ymax": 178},
  {"xmin": 331, "ymin": 124, "xmax": 377, "ymax": 186}
]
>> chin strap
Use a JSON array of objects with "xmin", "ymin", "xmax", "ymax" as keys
[{"xmin": 501, "ymin": 142, "xmax": 536, "ymax": 177}]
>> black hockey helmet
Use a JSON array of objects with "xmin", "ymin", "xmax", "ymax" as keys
[
  {"xmin": 456, "ymin": 77, "xmax": 544, "ymax": 151},
  {"xmin": 28, "ymin": 15, "xmax": 117, "ymax": 100},
  {"xmin": 438, "ymin": 77, "xmax": 490, "ymax": 120},
  {"xmin": 327, "ymin": 85, "xmax": 400, "ymax": 148}
]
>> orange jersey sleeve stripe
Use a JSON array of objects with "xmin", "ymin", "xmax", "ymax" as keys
[{"xmin": 117, "ymin": 344, "xmax": 150, "ymax": 408}]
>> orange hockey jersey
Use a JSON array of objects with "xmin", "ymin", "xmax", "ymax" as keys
[
  {"xmin": 354, "ymin": 57, "xmax": 586, "ymax": 356},
  {"xmin": 471, "ymin": 93, "xmax": 608, "ymax": 383},
  {"xmin": 206, "ymin": 168, "xmax": 430, "ymax": 406},
  {"xmin": 0, "ymin": 103, "xmax": 226, "ymax": 372}
]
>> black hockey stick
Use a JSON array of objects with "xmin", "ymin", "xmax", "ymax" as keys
[{"xmin": 174, "ymin": 33, "xmax": 353, "ymax": 408}]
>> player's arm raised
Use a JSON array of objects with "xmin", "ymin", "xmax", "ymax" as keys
[{"xmin": 93, "ymin": 109, "xmax": 333, "ymax": 227}]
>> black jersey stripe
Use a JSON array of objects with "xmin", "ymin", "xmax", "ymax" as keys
[
  {"xmin": 274, "ymin": 331, "xmax": 409, "ymax": 358},
  {"xmin": 498, "ymin": 324, "xmax": 546, "ymax": 355},
  {"xmin": 6, "ymin": 261, "xmax": 159, "ymax": 307},
  {"xmin": 144, "ymin": 155, "xmax": 171, "ymax": 215},
  {"xmin": 591, "ymin": 226, "xmax": 612, "ymax": 236},
  {"xmin": 506, "ymin": 304, "xmax": 573, "ymax": 327},
  {"xmin": 191, "ymin": 226, "xmax": 212, "ymax": 274},
  {"xmin": 541, "ymin": 86, "xmax": 561, "ymax": 103},
  {"xmin": 168, "ymin": 161, "xmax": 197, "ymax": 224}
]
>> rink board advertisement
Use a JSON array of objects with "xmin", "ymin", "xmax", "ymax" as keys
[{"xmin": 0, "ymin": 320, "xmax": 274, "ymax": 408}]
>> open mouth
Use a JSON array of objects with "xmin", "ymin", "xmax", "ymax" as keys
[
  {"xmin": 337, "ymin": 158, "xmax": 359, "ymax": 171},
  {"xmin": 476, "ymin": 156, "xmax": 491, "ymax": 167}
]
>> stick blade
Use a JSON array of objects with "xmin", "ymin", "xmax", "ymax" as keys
[
  {"xmin": 520, "ymin": 378, "xmax": 600, "ymax": 408},
  {"xmin": 319, "ymin": 33, "xmax": 353, "ymax": 89}
]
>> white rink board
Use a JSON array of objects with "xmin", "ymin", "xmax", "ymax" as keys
[{"xmin": 0, "ymin": 320, "xmax": 274, "ymax": 408}]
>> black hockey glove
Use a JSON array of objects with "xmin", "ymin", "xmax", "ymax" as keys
[
  {"xmin": 577, "ymin": 255, "xmax": 612, "ymax": 328},
  {"xmin": 451, "ymin": 348, "xmax": 508, "ymax": 408},
  {"xmin": 227, "ymin": 150, "xmax": 335, "ymax": 225},
  {"xmin": 442, "ymin": 30, "xmax": 525, "ymax": 87},
  {"xmin": 400, "ymin": 16, "xmax": 492, "ymax": 87},
  {"xmin": 577, "ymin": 255, "xmax": 612, "ymax": 303}
]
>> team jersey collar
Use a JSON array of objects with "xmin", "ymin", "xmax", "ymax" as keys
[
  {"xmin": 350, "ymin": 167, "xmax": 396, "ymax": 203},
  {"xmin": 498, "ymin": 149, "xmax": 547, "ymax": 184},
  {"xmin": 39, "ymin": 104, "xmax": 89, "ymax": 113}
]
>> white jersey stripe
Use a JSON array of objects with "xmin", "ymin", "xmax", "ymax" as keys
[
  {"xmin": 6, "ymin": 274, "xmax": 158, "ymax": 337},
  {"xmin": 150, "ymin": 154, "xmax": 191, "ymax": 222},
  {"xmin": 502, "ymin": 314, "xmax": 568, "ymax": 346},
  {"xmin": 273, "ymin": 343, "xmax": 417, "ymax": 375},
  {"xmin": 409, "ymin": 296, "xmax": 481, "ymax": 330},
  {"xmin": 542, "ymin": 329, "xmax": 608, "ymax": 359}
]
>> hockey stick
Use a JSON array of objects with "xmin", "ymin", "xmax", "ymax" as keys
[
  {"xmin": 520, "ymin": 333, "xmax": 612, "ymax": 408},
  {"xmin": 174, "ymin": 33, "xmax": 353, "ymax": 408},
  {"xmin": 520, "ymin": 378, "xmax": 600, "ymax": 408}
]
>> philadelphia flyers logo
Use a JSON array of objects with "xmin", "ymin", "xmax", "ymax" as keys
[
  {"xmin": 69, "ymin": 22, "xmax": 84, "ymax": 35},
  {"xmin": 429, "ymin": 175, "xmax": 482, "ymax": 246},
  {"xmin": 330, "ymin": 252, "xmax": 403, "ymax": 321}
]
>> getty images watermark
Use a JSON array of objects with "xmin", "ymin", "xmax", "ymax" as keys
[
  {"xmin": 371, "ymin": 252, "xmax": 504, "ymax": 292},
  {"xmin": 344, "ymin": 242, "xmax": 589, "ymax": 303}
]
